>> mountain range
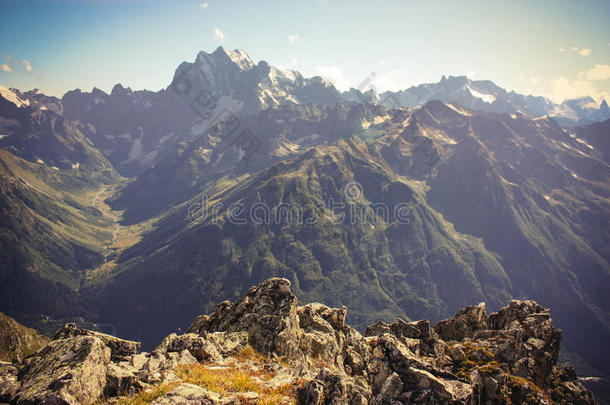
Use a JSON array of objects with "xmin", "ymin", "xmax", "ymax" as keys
[{"xmin": 1, "ymin": 46, "xmax": 609, "ymax": 401}]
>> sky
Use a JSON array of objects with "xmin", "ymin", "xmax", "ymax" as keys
[{"xmin": 1, "ymin": 0, "xmax": 609, "ymax": 103}]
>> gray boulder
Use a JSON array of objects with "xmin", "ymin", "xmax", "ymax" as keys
[{"xmin": 13, "ymin": 336, "xmax": 110, "ymax": 405}]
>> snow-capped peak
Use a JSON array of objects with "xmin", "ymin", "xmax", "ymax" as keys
[
  {"xmin": 224, "ymin": 48, "xmax": 254, "ymax": 71},
  {"xmin": 201, "ymin": 46, "xmax": 255, "ymax": 71},
  {"xmin": 0, "ymin": 85, "xmax": 31, "ymax": 108}
]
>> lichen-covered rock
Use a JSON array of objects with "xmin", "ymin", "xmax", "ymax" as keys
[
  {"xmin": 153, "ymin": 333, "xmax": 223, "ymax": 363},
  {"xmin": 105, "ymin": 361, "xmax": 143, "ymax": 397},
  {"xmin": 187, "ymin": 278, "xmax": 302, "ymax": 360},
  {"xmin": 298, "ymin": 368, "xmax": 370, "ymax": 405},
  {"xmin": 433, "ymin": 302, "xmax": 488, "ymax": 342},
  {"xmin": 153, "ymin": 331, "xmax": 249, "ymax": 364},
  {"xmin": 181, "ymin": 279, "xmax": 595, "ymax": 405},
  {"xmin": 54, "ymin": 323, "xmax": 141, "ymax": 362},
  {"xmin": 187, "ymin": 278, "xmax": 372, "ymax": 377},
  {"xmin": 2, "ymin": 279, "xmax": 595, "ymax": 405},
  {"xmin": 151, "ymin": 383, "xmax": 221, "ymax": 405},
  {"xmin": 13, "ymin": 336, "xmax": 111, "ymax": 405},
  {"xmin": 0, "ymin": 361, "xmax": 19, "ymax": 402}
]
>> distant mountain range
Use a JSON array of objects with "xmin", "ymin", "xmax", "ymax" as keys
[
  {"xmin": 344, "ymin": 74, "xmax": 610, "ymax": 128},
  {"xmin": 1, "ymin": 47, "xmax": 609, "ymax": 400},
  {"xmin": 4, "ymin": 47, "xmax": 608, "ymax": 177}
]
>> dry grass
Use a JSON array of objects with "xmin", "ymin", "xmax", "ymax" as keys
[
  {"xmin": 176, "ymin": 364, "xmax": 263, "ymax": 395},
  {"xmin": 175, "ymin": 363, "xmax": 296, "ymax": 403},
  {"xmin": 234, "ymin": 344, "xmax": 267, "ymax": 363},
  {"xmin": 114, "ymin": 345, "xmax": 297, "ymax": 404},
  {"xmin": 114, "ymin": 381, "xmax": 181, "ymax": 405}
]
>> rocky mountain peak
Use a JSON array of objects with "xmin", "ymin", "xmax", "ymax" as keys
[
  {"xmin": 110, "ymin": 83, "xmax": 133, "ymax": 97},
  {"xmin": 196, "ymin": 46, "xmax": 255, "ymax": 72},
  {"xmin": 0, "ymin": 279, "xmax": 598, "ymax": 404}
]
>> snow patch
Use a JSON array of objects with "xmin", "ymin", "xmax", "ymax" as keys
[{"xmin": 467, "ymin": 86, "xmax": 496, "ymax": 104}]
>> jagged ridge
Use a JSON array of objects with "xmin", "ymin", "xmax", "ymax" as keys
[{"xmin": 0, "ymin": 278, "xmax": 595, "ymax": 404}]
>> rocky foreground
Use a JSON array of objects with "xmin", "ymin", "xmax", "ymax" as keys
[{"xmin": 0, "ymin": 278, "xmax": 596, "ymax": 404}]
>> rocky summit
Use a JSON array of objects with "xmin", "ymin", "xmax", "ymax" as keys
[{"xmin": 0, "ymin": 278, "xmax": 596, "ymax": 404}]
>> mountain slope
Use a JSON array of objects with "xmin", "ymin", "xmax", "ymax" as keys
[
  {"xmin": 0, "ymin": 90, "xmax": 123, "ymax": 329},
  {"xmin": 91, "ymin": 135, "xmax": 511, "ymax": 349},
  {"xmin": 110, "ymin": 102, "xmax": 390, "ymax": 223},
  {"xmin": 0, "ymin": 312, "xmax": 50, "ymax": 363}
]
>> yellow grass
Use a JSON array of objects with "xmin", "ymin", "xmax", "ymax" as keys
[{"xmin": 114, "ymin": 381, "xmax": 181, "ymax": 405}]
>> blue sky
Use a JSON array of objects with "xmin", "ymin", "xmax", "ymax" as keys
[{"xmin": 1, "ymin": 0, "xmax": 609, "ymax": 102}]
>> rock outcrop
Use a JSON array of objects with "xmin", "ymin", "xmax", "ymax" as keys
[
  {"xmin": 0, "ymin": 278, "xmax": 597, "ymax": 404},
  {"xmin": 13, "ymin": 336, "xmax": 111, "ymax": 404}
]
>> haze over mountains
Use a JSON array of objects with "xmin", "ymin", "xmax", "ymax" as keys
[{"xmin": 1, "ymin": 46, "xmax": 609, "ymax": 396}]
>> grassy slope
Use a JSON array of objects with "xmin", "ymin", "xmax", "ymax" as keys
[
  {"xmin": 0, "ymin": 149, "xmax": 125, "ymax": 325},
  {"xmin": 0, "ymin": 311, "xmax": 49, "ymax": 362}
]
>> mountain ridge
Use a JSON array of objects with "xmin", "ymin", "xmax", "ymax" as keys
[{"xmin": 0, "ymin": 279, "xmax": 598, "ymax": 404}]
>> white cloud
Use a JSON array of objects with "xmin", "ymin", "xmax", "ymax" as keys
[
  {"xmin": 213, "ymin": 27, "xmax": 225, "ymax": 42},
  {"xmin": 1, "ymin": 64, "xmax": 12, "ymax": 72},
  {"xmin": 550, "ymin": 77, "xmax": 608, "ymax": 103},
  {"xmin": 200, "ymin": 2, "xmax": 208, "ymax": 8},
  {"xmin": 314, "ymin": 65, "xmax": 351, "ymax": 91},
  {"xmin": 288, "ymin": 34, "xmax": 302, "ymax": 44},
  {"xmin": 278, "ymin": 57, "xmax": 299, "ymax": 71},
  {"xmin": 374, "ymin": 70, "xmax": 410, "ymax": 92},
  {"xmin": 586, "ymin": 64, "xmax": 610, "ymax": 81},
  {"xmin": 564, "ymin": 46, "xmax": 592, "ymax": 57},
  {"xmin": 22, "ymin": 60, "xmax": 33, "ymax": 72}
]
